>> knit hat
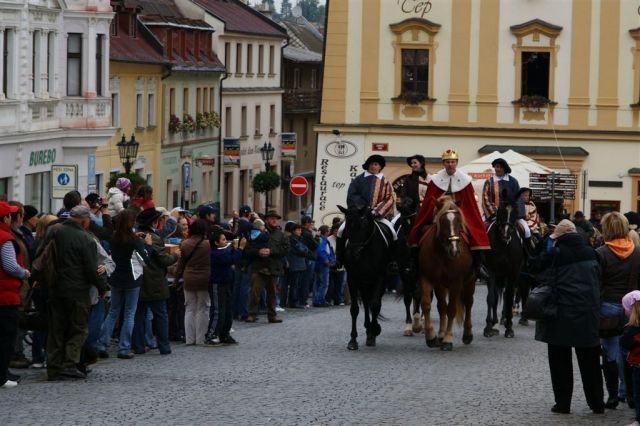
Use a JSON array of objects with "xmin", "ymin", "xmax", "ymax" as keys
[
  {"xmin": 116, "ymin": 177, "xmax": 131, "ymax": 191},
  {"xmin": 253, "ymin": 219, "xmax": 265, "ymax": 229},
  {"xmin": 623, "ymin": 290, "xmax": 640, "ymax": 315},
  {"xmin": 550, "ymin": 219, "xmax": 577, "ymax": 239},
  {"xmin": 23, "ymin": 205, "xmax": 38, "ymax": 221}
]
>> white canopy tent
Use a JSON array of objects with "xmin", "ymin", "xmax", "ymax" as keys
[{"xmin": 458, "ymin": 150, "xmax": 557, "ymax": 216}]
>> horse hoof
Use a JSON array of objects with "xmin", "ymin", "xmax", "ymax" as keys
[
  {"xmin": 426, "ymin": 337, "xmax": 440, "ymax": 348},
  {"xmin": 412, "ymin": 324, "xmax": 423, "ymax": 333},
  {"xmin": 490, "ymin": 328, "xmax": 500, "ymax": 337},
  {"xmin": 519, "ymin": 318, "xmax": 529, "ymax": 326},
  {"xmin": 371, "ymin": 323, "xmax": 381, "ymax": 337},
  {"xmin": 505, "ymin": 329, "xmax": 515, "ymax": 338},
  {"xmin": 403, "ymin": 329, "xmax": 414, "ymax": 337},
  {"xmin": 347, "ymin": 341, "xmax": 359, "ymax": 351},
  {"xmin": 440, "ymin": 342, "xmax": 453, "ymax": 351},
  {"xmin": 462, "ymin": 334, "xmax": 473, "ymax": 345},
  {"xmin": 483, "ymin": 327, "xmax": 493, "ymax": 338},
  {"xmin": 366, "ymin": 336, "xmax": 376, "ymax": 347}
]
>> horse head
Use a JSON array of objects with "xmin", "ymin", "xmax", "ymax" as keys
[
  {"xmin": 496, "ymin": 198, "xmax": 518, "ymax": 245},
  {"xmin": 337, "ymin": 203, "xmax": 374, "ymax": 261},
  {"xmin": 434, "ymin": 196, "xmax": 466, "ymax": 258}
]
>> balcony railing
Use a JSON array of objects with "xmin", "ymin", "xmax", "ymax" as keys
[
  {"xmin": 60, "ymin": 97, "xmax": 112, "ymax": 129},
  {"xmin": 283, "ymin": 90, "xmax": 320, "ymax": 114}
]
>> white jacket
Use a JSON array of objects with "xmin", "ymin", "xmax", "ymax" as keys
[{"xmin": 107, "ymin": 187, "xmax": 128, "ymax": 216}]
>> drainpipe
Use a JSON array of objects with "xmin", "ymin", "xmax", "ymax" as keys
[
  {"xmin": 218, "ymin": 69, "xmax": 228, "ymax": 211},
  {"xmin": 279, "ymin": 34, "xmax": 290, "ymax": 216}
]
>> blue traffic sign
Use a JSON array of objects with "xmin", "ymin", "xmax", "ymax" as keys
[{"xmin": 57, "ymin": 173, "xmax": 70, "ymax": 186}]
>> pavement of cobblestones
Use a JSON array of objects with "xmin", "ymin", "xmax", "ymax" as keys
[{"xmin": 0, "ymin": 286, "xmax": 633, "ymax": 426}]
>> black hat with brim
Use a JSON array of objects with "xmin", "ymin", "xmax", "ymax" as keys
[
  {"xmin": 362, "ymin": 154, "xmax": 386, "ymax": 171},
  {"xmin": 137, "ymin": 207, "xmax": 162, "ymax": 226},
  {"xmin": 265, "ymin": 210, "xmax": 282, "ymax": 219},
  {"xmin": 491, "ymin": 158, "xmax": 512, "ymax": 174},
  {"xmin": 516, "ymin": 187, "xmax": 532, "ymax": 198}
]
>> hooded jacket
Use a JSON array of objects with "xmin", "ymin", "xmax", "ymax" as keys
[{"xmin": 107, "ymin": 187, "xmax": 129, "ymax": 217}]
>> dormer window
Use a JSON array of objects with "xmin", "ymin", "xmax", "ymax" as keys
[
  {"xmin": 111, "ymin": 12, "xmax": 118, "ymax": 37},
  {"xmin": 130, "ymin": 14, "xmax": 137, "ymax": 38}
]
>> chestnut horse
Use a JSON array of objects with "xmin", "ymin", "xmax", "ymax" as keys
[{"xmin": 418, "ymin": 196, "xmax": 475, "ymax": 351}]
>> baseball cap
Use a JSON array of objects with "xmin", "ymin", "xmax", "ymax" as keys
[
  {"xmin": 70, "ymin": 205, "xmax": 91, "ymax": 219},
  {"xmin": 301, "ymin": 215, "xmax": 314, "ymax": 225},
  {"xmin": 198, "ymin": 205, "xmax": 216, "ymax": 218},
  {"xmin": 550, "ymin": 219, "xmax": 577, "ymax": 240},
  {"xmin": 239, "ymin": 205, "xmax": 251, "ymax": 215},
  {"xmin": 0, "ymin": 202, "xmax": 18, "ymax": 218}
]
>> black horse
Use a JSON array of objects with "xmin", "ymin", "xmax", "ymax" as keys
[
  {"xmin": 338, "ymin": 204, "xmax": 391, "ymax": 350},
  {"xmin": 393, "ymin": 198, "xmax": 422, "ymax": 336},
  {"xmin": 484, "ymin": 200, "xmax": 524, "ymax": 338}
]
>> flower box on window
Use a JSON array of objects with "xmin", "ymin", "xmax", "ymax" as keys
[
  {"xmin": 392, "ymin": 91, "xmax": 436, "ymax": 106},
  {"xmin": 512, "ymin": 95, "xmax": 557, "ymax": 111}
]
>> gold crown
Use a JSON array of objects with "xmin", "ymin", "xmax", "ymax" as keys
[{"xmin": 441, "ymin": 149, "xmax": 459, "ymax": 161}]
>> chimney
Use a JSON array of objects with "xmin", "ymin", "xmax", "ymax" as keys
[{"xmin": 256, "ymin": 1, "xmax": 274, "ymax": 20}]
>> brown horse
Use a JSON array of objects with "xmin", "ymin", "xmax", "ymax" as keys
[{"xmin": 418, "ymin": 196, "xmax": 475, "ymax": 351}]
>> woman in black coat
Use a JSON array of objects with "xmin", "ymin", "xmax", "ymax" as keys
[{"xmin": 532, "ymin": 219, "xmax": 604, "ymax": 414}]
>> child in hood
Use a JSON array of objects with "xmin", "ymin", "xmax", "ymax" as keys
[{"xmin": 108, "ymin": 177, "xmax": 131, "ymax": 216}]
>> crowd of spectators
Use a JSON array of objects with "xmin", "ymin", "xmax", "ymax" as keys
[{"xmin": 0, "ymin": 179, "xmax": 345, "ymax": 387}]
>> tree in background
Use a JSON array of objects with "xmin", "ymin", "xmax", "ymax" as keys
[
  {"xmin": 299, "ymin": 0, "xmax": 319, "ymax": 22},
  {"xmin": 316, "ymin": 4, "xmax": 325, "ymax": 24},
  {"xmin": 281, "ymin": 0, "xmax": 292, "ymax": 18}
]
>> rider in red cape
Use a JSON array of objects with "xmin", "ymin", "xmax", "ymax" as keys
[{"xmin": 409, "ymin": 149, "xmax": 489, "ymax": 276}]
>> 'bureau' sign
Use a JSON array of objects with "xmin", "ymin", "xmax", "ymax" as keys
[
  {"xmin": 29, "ymin": 149, "xmax": 57, "ymax": 167},
  {"xmin": 397, "ymin": 0, "xmax": 433, "ymax": 18}
]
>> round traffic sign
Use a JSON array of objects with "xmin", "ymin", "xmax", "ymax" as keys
[
  {"xmin": 57, "ymin": 173, "xmax": 70, "ymax": 185},
  {"xmin": 289, "ymin": 175, "xmax": 309, "ymax": 196}
]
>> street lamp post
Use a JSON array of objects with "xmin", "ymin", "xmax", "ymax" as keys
[
  {"xmin": 260, "ymin": 141, "xmax": 275, "ymax": 213},
  {"xmin": 116, "ymin": 134, "xmax": 140, "ymax": 174}
]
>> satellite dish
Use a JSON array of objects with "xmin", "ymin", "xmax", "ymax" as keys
[{"xmin": 292, "ymin": 5, "xmax": 302, "ymax": 18}]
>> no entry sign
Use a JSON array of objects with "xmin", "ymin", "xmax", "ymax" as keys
[{"xmin": 289, "ymin": 175, "xmax": 309, "ymax": 196}]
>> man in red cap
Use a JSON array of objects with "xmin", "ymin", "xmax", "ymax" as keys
[{"xmin": 409, "ymin": 149, "xmax": 489, "ymax": 277}]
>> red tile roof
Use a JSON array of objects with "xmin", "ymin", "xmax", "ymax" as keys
[
  {"xmin": 110, "ymin": 26, "xmax": 167, "ymax": 64},
  {"xmin": 193, "ymin": 0, "xmax": 287, "ymax": 38}
]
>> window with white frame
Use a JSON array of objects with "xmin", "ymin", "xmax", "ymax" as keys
[
  {"xmin": 147, "ymin": 93, "xmax": 155, "ymax": 126},
  {"xmin": 111, "ymin": 93, "xmax": 120, "ymax": 127},
  {"xmin": 67, "ymin": 33, "xmax": 82, "ymax": 96},
  {"xmin": 136, "ymin": 93, "xmax": 143, "ymax": 128},
  {"xmin": 255, "ymin": 105, "xmax": 261, "ymax": 135}
]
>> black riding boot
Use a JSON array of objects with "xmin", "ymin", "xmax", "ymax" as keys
[
  {"xmin": 603, "ymin": 360, "xmax": 619, "ymax": 409},
  {"xmin": 471, "ymin": 251, "xmax": 490, "ymax": 281},
  {"xmin": 387, "ymin": 240, "xmax": 399, "ymax": 275},
  {"xmin": 624, "ymin": 359, "xmax": 635, "ymax": 408}
]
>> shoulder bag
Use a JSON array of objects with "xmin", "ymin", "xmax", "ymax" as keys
[{"xmin": 523, "ymin": 249, "xmax": 559, "ymax": 321}]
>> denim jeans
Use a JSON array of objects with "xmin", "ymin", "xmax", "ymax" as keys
[
  {"xmin": 299, "ymin": 260, "xmax": 315, "ymax": 306},
  {"xmin": 232, "ymin": 268, "xmax": 251, "ymax": 318},
  {"xmin": 132, "ymin": 300, "xmax": 170, "ymax": 355},
  {"xmin": 600, "ymin": 302, "xmax": 624, "ymax": 362},
  {"xmin": 98, "ymin": 287, "xmax": 140, "ymax": 355},
  {"xmin": 86, "ymin": 299, "xmax": 105, "ymax": 351},
  {"xmin": 330, "ymin": 270, "xmax": 346, "ymax": 304},
  {"xmin": 207, "ymin": 283, "xmax": 219, "ymax": 337},
  {"xmin": 313, "ymin": 267, "xmax": 329, "ymax": 305}
]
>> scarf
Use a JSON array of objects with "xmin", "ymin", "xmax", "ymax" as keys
[{"xmin": 605, "ymin": 238, "xmax": 635, "ymax": 259}]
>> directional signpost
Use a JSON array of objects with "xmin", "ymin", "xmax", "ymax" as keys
[
  {"xmin": 289, "ymin": 175, "xmax": 309, "ymax": 196},
  {"xmin": 529, "ymin": 172, "xmax": 577, "ymax": 224}
]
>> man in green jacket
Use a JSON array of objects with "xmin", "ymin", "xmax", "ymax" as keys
[
  {"xmin": 46, "ymin": 206, "xmax": 107, "ymax": 380},
  {"xmin": 132, "ymin": 208, "xmax": 179, "ymax": 355},
  {"xmin": 246, "ymin": 210, "xmax": 290, "ymax": 323}
]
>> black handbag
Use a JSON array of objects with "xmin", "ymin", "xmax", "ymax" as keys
[
  {"xmin": 523, "ymin": 250, "xmax": 558, "ymax": 321},
  {"xmin": 18, "ymin": 286, "xmax": 47, "ymax": 332}
]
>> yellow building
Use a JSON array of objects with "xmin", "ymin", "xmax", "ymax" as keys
[
  {"xmin": 314, "ymin": 0, "xmax": 640, "ymax": 224},
  {"xmin": 96, "ymin": 5, "xmax": 166, "ymax": 196}
]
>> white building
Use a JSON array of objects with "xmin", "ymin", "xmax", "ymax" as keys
[
  {"xmin": 0, "ymin": 0, "xmax": 113, "ymax": 212},
  {"xmin": 177, "ymin": 0, "xmax": 288, "ymax": 216}
]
